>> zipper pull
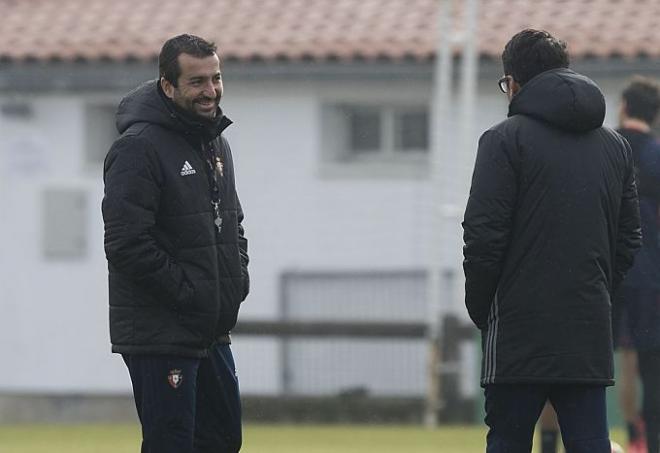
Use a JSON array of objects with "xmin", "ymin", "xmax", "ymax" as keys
[{"xmin": 215, "ymin": 156, "xmax": 224, "ymax": 177}]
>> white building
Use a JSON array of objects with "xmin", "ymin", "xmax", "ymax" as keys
[{"xmin": 1, "ymin": 0, "xmax": 659, "ymax": 414}]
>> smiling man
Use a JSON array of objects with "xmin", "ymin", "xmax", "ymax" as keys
[{"xmin": 102, "ymin": 34, "xmax": 249, "ymax": 453}]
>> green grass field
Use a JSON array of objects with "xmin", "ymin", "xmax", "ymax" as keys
[{"xmin": 0, "ymin": 424, "xmax": 626, "ymax": 453}]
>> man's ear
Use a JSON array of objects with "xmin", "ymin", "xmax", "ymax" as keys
[
  {"xmin": 619, "ymin": 100, "xmax": 628, "ymax": 121},
  {"xmin": 510, "ymin": 79, "xmax": 521, "ymax": 96},
  {"xmin": 160, "ymin": 77, "xmax": 175, "ymax": 99}
]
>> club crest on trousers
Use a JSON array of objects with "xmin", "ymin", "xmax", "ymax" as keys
[{"xmin": 168, "ymin": 369, "xmax": 183, "ymax": 389}]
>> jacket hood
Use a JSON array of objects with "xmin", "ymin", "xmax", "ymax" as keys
[
  {"xmin": 115, "ymin": 80, "xmax": 231, "ymax": 138},
  {"xmin": 508, "ymin": 68, "xmax": 605, "ymax": 133}
]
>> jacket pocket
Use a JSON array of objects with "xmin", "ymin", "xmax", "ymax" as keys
[
  {"xmin": 173, "ymin": 273, "xmax": 195, "ymax": 310},
  {"xmin": 216, "ymin": 278, "xmax": 243, "ymax": 334}
]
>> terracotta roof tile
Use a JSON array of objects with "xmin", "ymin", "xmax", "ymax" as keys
[{"xmin": 0, "ymin": 0, "xmax": 658, "ymax": 63}]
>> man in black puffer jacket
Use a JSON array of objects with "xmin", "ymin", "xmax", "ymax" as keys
[
  {"xmin": 462, "ymin": 29, "xmax": 641, "ymax": 453},
  {"xmin": 102, "ymin": 34, "xmax": 248, "ymax": 453}
]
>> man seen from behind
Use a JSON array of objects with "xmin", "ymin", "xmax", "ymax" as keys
[{"xmin": 462, "ymin": 29, "xmax": 641, "ymax": 453}]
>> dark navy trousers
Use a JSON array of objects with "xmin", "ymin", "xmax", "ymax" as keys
[
  {"xmin": 484, "ymin": 384, "xmax": 610, "ymax": 453},
  {"xmin": 123, "ymin": 344, "xmax": 242, "ymax": 453}
]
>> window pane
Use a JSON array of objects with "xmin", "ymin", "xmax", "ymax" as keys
[
  {"xmin": 395, "ymin": 110, "xmax": 429, "ymax": 152},
  {"xmin": 348, "ymin": 109, "xmax": 381, "ymax": 153},
  {"xmin": 0, "ymin": 102, "xmax": 33, "ymax": 119},
  {"xmin": 85, "ymin": 104, "xmax": 118, "ymax": 165}
]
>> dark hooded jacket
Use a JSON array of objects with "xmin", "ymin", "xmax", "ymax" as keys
[
  {"xmin": 463, "ymin": 68, "xmax": 641, "ymax": 386},
  {"xmin": 102, "ymin": 80, "xmax": 249, "ymax": 358}
]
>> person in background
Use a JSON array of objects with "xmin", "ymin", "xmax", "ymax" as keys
[
  {"xmin": 615, "ymin": 75, "xmax": 660, "ymax": 453},
  {"xmin": 102, "ymin": 34, "xmax": 249, "ymax": 453},
  {"xmin": 463, "ymin": 29, "xmax": 641, "ymax": 453},
  {"xmin": 612, "ymin": 322, "xmax": 643, "ymax": 453}
]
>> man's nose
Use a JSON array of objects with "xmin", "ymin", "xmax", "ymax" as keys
[{"xmin": 202, "ymin": 80, "xmax": 216, "ymax": 97}]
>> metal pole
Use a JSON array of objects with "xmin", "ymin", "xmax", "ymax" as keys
[
  {"xmin": 456, "ymin": 0, "xmax": 480, "ymax": 314},
  {"xmin": 425, "ymin": 0, "xmax": 453, "ymax": 428}
]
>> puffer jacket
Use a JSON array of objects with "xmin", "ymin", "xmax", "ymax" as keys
[
  {"xmin": 463, "ymin": 68, "xmax": 641, "ymax": 386},
  {"xmin": 102, "ymin": 80, "xmax": 249, "ymax": 358}
]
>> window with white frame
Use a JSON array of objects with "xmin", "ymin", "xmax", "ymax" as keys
[
  {"xmin": 320, "ymin": 102, "xmax": 430, "ymax": 177},
  {"xmin": 339, "ymin": 104, "xmax": 429, "ymax": 160}
]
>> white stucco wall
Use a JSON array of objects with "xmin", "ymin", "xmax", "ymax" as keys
[{"xmin": 0, "ymin": 95, "xmax": 118, "ymax": 392}]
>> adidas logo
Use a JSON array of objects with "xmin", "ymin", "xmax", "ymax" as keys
[{"xmin": 180, "ymin": 161, "xmax": 196, "ymax": 176}]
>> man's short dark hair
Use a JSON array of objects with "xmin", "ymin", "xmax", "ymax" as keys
[
  {"xmin": 622, "ymin": 76, "xmax": 660, "ymax": 125},
  {"xmin": 502, "ymin": 29, "xmax": 570, "ymax": 86},
  {"xmin": 159, "ymin": 34, "xmax": 217, "ymax": 87}
]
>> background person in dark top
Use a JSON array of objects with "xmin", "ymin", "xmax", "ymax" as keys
[
  {"xmin": 463, "ymin": 29, "xmax": 641, "ymax": 453},
  {"xmin": 614, "ymin": 75, "xmax": 660, "ymax": 453},
  {"xmin": 539, "ymin": 73, "xmax": 660, "ymax": 453},
  {"xmin": 102, "ymin": 34, "xmax": 249, "ymax": 453}
]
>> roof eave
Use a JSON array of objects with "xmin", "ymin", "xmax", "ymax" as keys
[{"xmin": 1, "ymin": 56, "xmax": 659, "ymax": 93}]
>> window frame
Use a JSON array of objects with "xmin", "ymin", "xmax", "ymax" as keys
[
  {"xmin": 83, "ymin": 96, "xmax": 121, "ymax": 169},
  {"xmin": 341, "ymin": 103, "xmax": 430, "ymax": 161}
]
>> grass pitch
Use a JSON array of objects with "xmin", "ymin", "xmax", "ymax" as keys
[{"xmin": 0, "ymin": 423, "xmax": 625, "ymax": 452}]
